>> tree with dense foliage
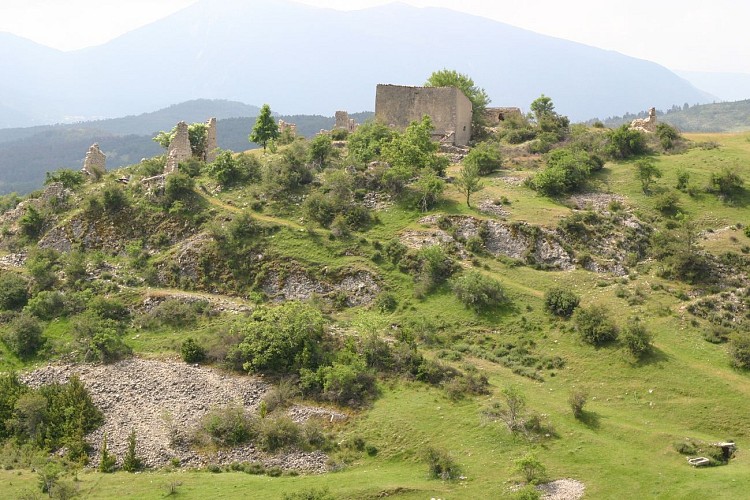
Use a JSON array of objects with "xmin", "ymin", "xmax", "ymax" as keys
[
  {"xmin": 347, "ymin": 121, "xmax": 394, "ymax": 163},
  {"xmin": 573, "ymin": 304, "xmax": 619, "ymax": 345},
  {"xmin": 231, "ymin": 302, "xmax": 325, "ymax": 374},
  {"xmin": 452, "ymin": 271, "xmax": 508, "ymax": 311},
  {"xmin": 454, "ymin": 162, "xmax": 484, "ymax": 207},
  {"xmin": 381, "ymin": 116, "xmax": 448, "ymax": 176},
  {"xmin": 621, "ymin": 317, "xmax": 653, "ymax": 359},
  {"xmin": 544, "ymin": 287, "xmax": 580, "ymax": 317},
  {"xmin": 425, "ymin": 69, "xmax": 490, "ymax": 132},
  {"xmin": 606, "ymin": 125, "xmax": 647, "ymax": 159},
  {"xmin": 531, "ymin": 148, "xmax": 599, "ymax": 196},
  {"xmin": 249, "ymin": 104, "xmax": 279, "ymax": 151},
  {"xmin": 463, "ymin": 141, "xmax": 502, "ymax": 175},
  {"xmin": 0, "ymin": 273, "xmax": 29, "ymax": 310},
  {"xmin": 308, "ymin": 133, "xmax": 335, "ymax": 167}
]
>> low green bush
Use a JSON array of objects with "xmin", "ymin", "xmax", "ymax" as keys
[
  {"xmin": 543, "ymin": 287, "xmax": 580, "ymax": 317},
  {"xmin": 452, "ymin": 271, "xmax": 508, "ymax": 311},
  {"xmin": 573, "ymin": 305, "xmax": 618, "ymax": 345}
]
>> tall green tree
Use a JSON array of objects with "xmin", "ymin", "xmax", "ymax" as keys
[
  {"xmin": 249, "ymin": 104, "xmax": 280, "ymax": 151},
  {"xmin": 425, "ymin": 69, "xmax": 490, "ymax": 132}
]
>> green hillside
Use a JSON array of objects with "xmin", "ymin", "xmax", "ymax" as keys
[
  {"xmin": 598, "ymin": 99, "xmax": 750, "ymax": 133},
  {"xmin": 0, "ymin": 109, "xmax": 749, "ymax": 499}
]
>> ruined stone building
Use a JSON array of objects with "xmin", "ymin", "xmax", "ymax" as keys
[
  {"xmin": 334, "ymin": 111, "xmax": 358, "ymax": 133},
  {"xmin": 82, "ymin": 143, "xmax": 106, "ymax": 178},
  {"xmin": 629, "ymin": 107, "xmax": 657, "ymax": 133},
  {"xmin": 164, "ymin": 121, "xmax": 191, "ymax": 174},
  {"xmin": 374, "ymin": 84, "xmax": 472, "ymax": 146},
  {"xmin": 278, "ymin": 119, "xmax": 298, "ymax": 137},
  {"xmin": 483, "ymin": 107, "xmax": 523, "ymax": 126}
]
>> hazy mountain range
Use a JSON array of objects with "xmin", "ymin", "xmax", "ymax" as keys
[{"xmin": 0, "ymin": 0, "xmax": 724, "ymax": 128}]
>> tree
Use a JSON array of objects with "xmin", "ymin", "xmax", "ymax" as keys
[
  {"xmin": 249, "ymin": 104, "xmax": 279, "ymax": 151},
  {"xmin": 621, "ymin": 317, "xmax": 653, "ymax": 359},
  {"xmin": 4, "ymin": 313, "xmax": 43, "ymax": 359},
  {"xmin": 544, "ymin": 287, "xmax": 580, "ymax": 317},
  {"xmin": 455, "ymin": 162, "xmax": 484, "ymax": 207},
  {"xmin": 308, "ymin": 133, "xmax": 335, "ymax": 167},
  {"xmin": 606, "ymin": 125, "xmax": 647, "ymax": 159},
  {"xmin": 425, "ymin": 69, "xmax": 490, "ymax": 132},
  {"xmin": 413, "ymin": 170, "xmax": 445, "ymax": 212},
  {"xmin": 122, "ymin": 429, "xmax": 143, "ymax": 472},
  {"xmin": 573, "ymin": 305, "xmax": 618, "ymax": 345},
  {"xmin": 0, "ymin": 273, "xmax": 29, "ymax": 311},
  {"xmin": 463, "ymin": 141, "xmax": 502, "ymax": 175},
  {"xmin": 635, "ymin": 159, "xmax": 662, "ymax": 194}
]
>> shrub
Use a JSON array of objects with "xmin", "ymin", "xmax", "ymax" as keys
[
  {"xmin": 0, "ymin": 273, "xmax": 29, "ymax": 311},
  {"xmin": 232, "ymin": 302, "xmax": 325, "ymax": 374},
  {"xmin": 98, "ymin": 433, "xmax": 117, "ymax": 473},
  {"xmin": 258, "ymin": 416, "xmax": 301, "ymax": 452},
  {"xmin": 19, "ymin": 205, "xmax": 46, "ymax": 240},
  {"xmin": 102, "ymin": 183, "xmax": 128, "ymax": 212},
  {"xmin": 375, "ymin": 292, "xmax": 398, "ymax": 313},
  {"xmin": 621, "ymin": 318, "xmax": 653, "ymax": 358},
  {"xmin": 282, "ymin": 488, "xmax": 335, "ymax": 500},
  {"xmin": 424, "ymin": 446, "xmax": 461, "ymax": 480},
  {"xmin": 656, "ymin": 123, "xmax": 680, "ymax": 150},
  {"xmin": 263, "ymin": 378, "xmax": 300, "ymax": 412},
  {"xmin": 164, "ymin": 172, "xmax": 195, "ymax": 203},
  {"xmin": 463, "ymin": 141, "xmax": 503, "ymax": 175},
  {"xmin": 568, "ymin": 389, "xmax": 588, "ymax": 419},
  {"xmin": 573, "ymin": 305, "xmax": 618, "ymax": 345},
  {"xmin": 4, "ymin": 313, "xmax": 43, "ymax": 359},
  {"xmin": 515, "ymin": 452, "xmax": 546, "ymax": 484},
  {"xmin": 654, "ymin": 190, "xmax": 680, "ymax": 214},
  {"xmin": 181, "ymin": 337, "xmax": 207, "ymax": 363},
  {"xmin": 605, "ymin": 125, "xmax": 647, "ymax": 159},
  {"xmin": 729, "ymin": 332, "xmax": 750, "ymax": 370},
  {"xmin": 451, "ymin": 271, "xmax": 508, "ymax": 311},
  {"xmin": 514, "ymin": 485, "xmax": 542, "ymax": 500},
  {"xmin": 24, "ymin": 290, "xmax": 68, "ymax": 320},
  {"xmin": 543, "ymin": 287, "xmax": 580, "ymax": 317},
  {"xmin": 708, "ymin": 168, "xmax": 744, "ymax": 198},
  {"xmin": 199, "ymin": 406, "xmax": 257, "ymax": 447},
  {"xmin": 319, "ymin": 359, "xmax": 377, "ymax": 406}
]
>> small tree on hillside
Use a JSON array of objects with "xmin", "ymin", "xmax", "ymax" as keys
[
  {"xmin": 636, "ymin": 159, "xmax": 662, "ymax": 194},
  {"xmin": 455, "ymin": 162, "xmax": 484, "ymax": 208},
  {"xmin": 249, "ymin": 104, "xmax": 280, "ymax": 151}
]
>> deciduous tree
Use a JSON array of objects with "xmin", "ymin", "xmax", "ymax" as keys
[{"xmin": 249, "ymin": 104, "xmax": 280, "ymax": 151}]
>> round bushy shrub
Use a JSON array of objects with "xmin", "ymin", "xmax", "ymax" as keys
[
  {"xmin": 544, "ymin": 287, "xmax": 580, "ymax": 317},
  {"xmin": 181, "ymin": 337, "xmax": 207, "ymax": 363},
  {"xmin": 0, "ymin": 273, "xmax": 29, "ymax": 311},
  {"xmin": 452, "ymin": 271, "xmax": 508, "ymax": 311},
  {"xmin": 573, "ymin": 305, "xmax": 618, "ymax": 345}
]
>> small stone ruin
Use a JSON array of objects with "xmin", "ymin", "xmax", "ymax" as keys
[
  {"xmin": 82, "ymin": 143, "xmax": 106, "ymax": 178},
  {"xmin": 206, "ymin": 117, "xmax": 218, "ymax": 163},
  {"xmin": 629, "ymin": 107, "xmax": 657, "ymax": 133},
  {"xmin": 278, "ymin": 119, "xmax": 297, "ymax": 137},
  {"xmin": 164, "ymin": 121, "xmax": 191, "ymax": 174},
  {"xmin": 483, "ymin": 107, "xmax": 523, "ymax": 126},
  {"xmin": 335, "ymin": 111, "xmax": 358, "ymax": 132}
]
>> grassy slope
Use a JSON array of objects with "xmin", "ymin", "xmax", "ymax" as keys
[{"xmin": 2, "ymin": 133, "xmax": 750, "ymax": 499}]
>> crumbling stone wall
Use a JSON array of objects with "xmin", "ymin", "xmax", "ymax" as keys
[
  {"xmin": 375, "ymin": 85, "xmax": 472, "ymax": 146},
  {"xmin": 483, "ymin": 107, "xmax": 523, "ymax": 126},
  {"xmin": 334, "ymin": 111, "xmax": 358, "ymax": 132},
  {"xmin": 82, "ymin": 143, "xmax": 106, "ymax": 177},
  {"xmin": 278, "ymin": 119, "xmax": 298, "ymax": 137},
  {"xmin": 164, "ymin": 121, "xmax": 191, "ymax": 174},
  {"xmin": 629, "ymin": 107, "xmax": 657, "ymax": 133},
  {"xmin": 205, "ymin": 117, "xmax": 217, "ymax": 163}
]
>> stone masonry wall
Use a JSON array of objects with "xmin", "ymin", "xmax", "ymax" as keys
[
  {"xmin": 374, "ymin": 84, "xmax": 472, "ymax": 146},
  {"xmin": 206, "ymin": 117, "xmax": 217, "ymax": 163},
  {"xmin": 165, "ymin": 121, "xmax": 191, "ymax": 174},
  {"xmin": 82, "ymin": 143, "xmax": 106, "ymax": 177}
]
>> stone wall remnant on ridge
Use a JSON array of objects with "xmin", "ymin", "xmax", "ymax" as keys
[
  {"xmin": 483, "ymin": 107, "xmax": 523, "ymax": 126},
  {"xmin": 629, "ymin": 107, "xmax": 657, "ymax": 133},
  {"xmin": 205, "ymin": 117, "xmax": 218, "ymax": 163},
  {"xmin": 165, "ymin": 121, "xmax": 191, "ymax": 174},
  {"xmin": 334, "ymin": 111, "xmax": 358, "ymax": 132},
  {"xmin": 82, "ymin": 143, "xmax": 106, "ymax": 177},
  {"xmin": 374, "ymin": 84, "xmax": 472, "ymax": 146}
]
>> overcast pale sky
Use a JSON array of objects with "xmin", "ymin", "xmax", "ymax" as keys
[{"xmin": 1, "ymin": 0, "xmax": 747, "ymax": 73}]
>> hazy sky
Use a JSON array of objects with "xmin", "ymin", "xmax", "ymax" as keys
[{"xmin": 1, "ymin": 0, "xmax": 747, "ymax": 73}]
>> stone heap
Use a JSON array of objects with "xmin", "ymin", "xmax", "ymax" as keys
[
  {"xmin": 629, "ymin": 107, "xmax": 657, "ymax": 133},
  {"xmin": 334, "ymin": 111, "xmax": 358, "ymax": 132},
  {"xmin": 278, "ymin": 119, "xmax": 297, "ymax": 137},
  {"xmin": 206, "ymin": 117, "xmax": 218, "ymax": 163},
  {"xmin": 82, "ymin": 143, "xmax": 106, "ymax": 177},
  {"xmin": 164, "ymin": 121, "xmax": 191, "ymax": 174}
]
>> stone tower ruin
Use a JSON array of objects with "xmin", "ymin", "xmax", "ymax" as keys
[
  {"xmin": 164, "ymin": 121, "xmax": 191, "ymax": 174},
  {"xmin": 205, "ymin": 117, "xmax": 218, "ymax": 163}
]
